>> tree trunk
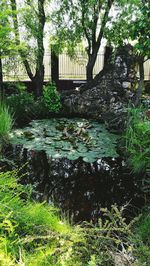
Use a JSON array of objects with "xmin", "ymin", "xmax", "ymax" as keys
[
  {"xmin": 135, "ymin": 58, "xmax": 144, "ymax": 106},
  {"xmin": 33, "ymin": 65, "xmax": 44, "ymax": 97},
  {"xmin": 51, "ymin": 47, "xmax": 59, "ymax": 85},
  {"xmin": 10, "ymin": 0, "xmax": 45, "ymax": 97},
  {"xmin": 86, "ymin": 53, "xmax": 98, "ymax": 81}
]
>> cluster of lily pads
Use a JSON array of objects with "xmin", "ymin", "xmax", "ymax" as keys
[{"xmin": 10, "ymin": 118, "xmax": 119, "ymax": 163}]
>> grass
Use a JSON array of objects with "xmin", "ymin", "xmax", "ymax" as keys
[
  {"xmin": 0, "ymin": 100, "xmax": 13, "ymax": 154},
  {"xmin": 124, "ymin": 107, "xmax": 150, "ymax": 173},
  {"xmin": 0, "ymin": 170, "xmax": 84, "ymax": 266}
]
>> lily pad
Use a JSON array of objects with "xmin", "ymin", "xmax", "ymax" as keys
[{"xmin": 10, "ymin": 118, "xmax": 119, "ymax": 162}]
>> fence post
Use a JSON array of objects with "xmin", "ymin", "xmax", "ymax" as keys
[{"xmin": 51, "ymin": 46, "xmax": 59, "ymax": 86}]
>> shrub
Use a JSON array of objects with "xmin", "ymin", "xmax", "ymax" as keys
[
  {"xmin": 124, "ymin": 107, "xmax": 150, "ymax": 173},
  {"xmin": 43, "ymin": 83, "xmax": 62, "ymax": 113},
  {"xmin": 6, "ymin": 90, "xmax": 35, "ymax": 125},
  {"xmin": 6, "ymin": 83, "xmax": 62, "ymax": 126}
]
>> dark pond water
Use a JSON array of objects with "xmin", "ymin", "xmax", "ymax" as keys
[{"xmin": 5, "ymin": 118, "xmax": 146, "ymax": 223}]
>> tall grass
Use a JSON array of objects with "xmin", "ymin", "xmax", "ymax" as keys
[
  {"xmin": 125, "ymin": 107, "xmax": 150, "ymax": 173},
  {"xmin": 0, "ymin": 100, "xmax": 13, "ymax": 142}
]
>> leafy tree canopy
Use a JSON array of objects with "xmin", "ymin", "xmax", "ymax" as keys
[{"xmin": 105, "ymin": 0, "xmax": 150, "ymax": 58}]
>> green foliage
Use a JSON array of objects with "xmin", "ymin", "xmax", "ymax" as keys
[
  {"xmin": 0, "ymin": 0, "xmax": 21, "ymax": 58},
  {"xmin": 105, "ymin": 0, "xmax": 150, "ymax": 58},
  {"xmin": 131, "ymin": 212, "xmax": 150, "ymax": 265},
  {"xmin": 5, "ymin": 83, "xmax": 62, "ymax": 126},
  {"xmin": 43, "ymin": 83, "xmax": 62, "ymax": 113},
  {"xmin": 0, "ymin": 170, "xmax": 83, "ymax": 266},
  {"xmin": 131, "ymin": 2, "xmax": 150, "ymax": 58},
  {"xmin": 10, "ymin": 118, "xmax": 119, "ymax": 162},
  {"xmin": 0, "ymin": 1, "xmax": 13, "ymax": 53},
  {"xmin": 135, "ymin": 213, "xmax": 150, "ymax": 245},
  {"xmin": 125, "ymin": 107, "xmax": 150, "ymax": 173},
  {"xmin": 51, "ymin": 0, "xmax": 114, "ymax": 80},
  {"xmin": 0, "ymin": 100, "xmax": 13, "ymax": 145},
  {"xmin": 0, "ymin": 169, "xmax": 149, "ymax": 265},
  {"xmin": 6, "ymin": 87, "xmax": 35, "ymax": 125}
]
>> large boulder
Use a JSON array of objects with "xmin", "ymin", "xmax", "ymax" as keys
[{"xmin": 62, "ymin": 45, "xmax": 137, "ymax": 132}]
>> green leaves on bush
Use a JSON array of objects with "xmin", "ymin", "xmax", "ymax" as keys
[
  {"xmin": 6, "ymin": 90, "xmax": 36, "ymax": 125},
  {"xmin": 43, "ymin": 83, "xmax": 62, "ymax": 113}
]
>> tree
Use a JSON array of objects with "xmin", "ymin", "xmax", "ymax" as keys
[
  {"xmin": 0, "ymin": 0, "xmax": 18, "ymax": 94},
  {"xmin": 51, "ymin": 0, "xmax": 115, "ymax": 81},
  {"xmin": 0, "ymin": 1, "xmax": 14, "ymax": 90},
  {"xmin": 10, "ymin": 0, "xmax": 46, "ymax": 97},
  {"xmin": 105, "ymin": 0, "xmax": 150, "ymax": 105}
]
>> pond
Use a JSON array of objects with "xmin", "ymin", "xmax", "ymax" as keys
[
  {"xmin": 9, "ymin": 118, "xmax": 119, "ymax": 162},
  {"xmin": 7, "ymin": 118, "xmax": 145, "ymax": 222}
]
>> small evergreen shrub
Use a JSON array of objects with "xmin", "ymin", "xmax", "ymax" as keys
[{"xmin": 43, "ymin": 83, "xmax": 62, "ymax": 113}]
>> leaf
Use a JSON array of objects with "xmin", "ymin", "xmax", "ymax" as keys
[{"xmin": 10, "ymin": 118, "xmax": 119, "ymax": 162}]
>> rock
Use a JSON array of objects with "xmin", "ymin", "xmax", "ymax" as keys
[
  {"xmin": 61, "ymin": 45, "xmax": 137, "ymax": 132},
  {"xmin": 122, "ymin": 81, "xmax": 131, "ymax": 89}
]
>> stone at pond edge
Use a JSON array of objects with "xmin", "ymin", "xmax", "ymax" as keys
[{"xmin": 61, "ymin": 45, "xmax": 137, "ymax": 132}]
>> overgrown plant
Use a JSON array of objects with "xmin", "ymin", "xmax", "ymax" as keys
[
  {"xmin": 43, "ymin": 83, "xmax": 62, "ymax": 113},
  {"xmin": 0, "ymin": 100, "xmax": 13, "ymax": 146},
  {"xmin": 125, "ymin": 107, "xmax": 150, "ymax": 174},
  {"xmin": 0, "ymin": 170, "xmax": 83, "ymax": 266}
]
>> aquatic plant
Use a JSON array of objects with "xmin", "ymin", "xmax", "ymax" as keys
[{"xmin": 9, "ymin": 118, "xmax": 119, "ymax": 163}]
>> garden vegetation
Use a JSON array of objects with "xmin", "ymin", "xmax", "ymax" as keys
[{"xmin": 0, "ymin": 170, "xmax": 150, "ymax": 265}]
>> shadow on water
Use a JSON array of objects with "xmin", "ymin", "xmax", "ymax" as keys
[{"xmin": 5, "ymin": 146, "xmax": 145, "ymax": 223}]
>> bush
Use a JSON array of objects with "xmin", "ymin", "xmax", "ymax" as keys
[
  {"xmin": 6, "ymin": 90, "xmax": 35, "ymax": 125},
  {"xmin": 125, "ymin": 107, "xmax": 150, "ymax": 173},
  {"xmin": 6, "ymin": 83, "xmax": 62, "ymax": 126},
  {"xmin": 43, "ymin": 83, "xmax": 62, "ymax": 113}
]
